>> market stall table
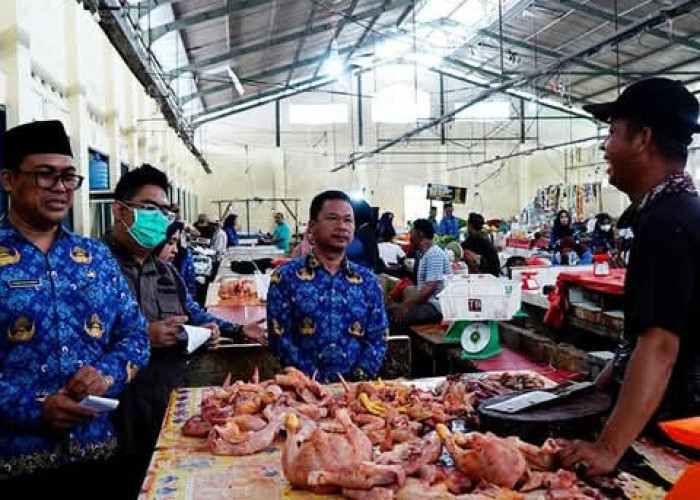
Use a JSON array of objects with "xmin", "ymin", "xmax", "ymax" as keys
[{"xmin": 140, "ymin": 380, "xmax": 690, "ymax": 499}]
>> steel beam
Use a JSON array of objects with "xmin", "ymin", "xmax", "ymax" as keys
[
  {"xmin": 288, "ymin": 2, "xmax": 319, "ymax": 86},
  {"xmin": 331, "ymin": 0, "xmax": 700, "ymax": 172},
  {"xmin": 312, "ymin": 0, "xmax": 359, "ymax": 78},
  {"xmin": 192, "ymin": 77, "xmax": 335, "ymax": 127},
  {"xmin": 168, "ymin": 0, "xmax": 414, "ymax": 78},
  {"xmin": 149, "ymin": 0, "xmax": 278, "ymax": 42},
  {"xmin": 558, "ymin": 0, "xmax": 700, "ymax": 53},
  {"xmin": 477, "ymin": 29, "xmax": 620, "ymax": 78}
]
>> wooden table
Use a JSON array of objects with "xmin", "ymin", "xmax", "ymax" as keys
[
  {"xmin": 140, "ymin": 383, "xmax": 687, "ymax": 499},
  {"xmin": 407, "ymin": 323, "xmax": 467, "ymax": 377}
]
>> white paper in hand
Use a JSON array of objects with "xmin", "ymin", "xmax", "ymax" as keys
[
  {"xmin": 182, "ymin": 325, "xmax": 212, "ymax": 353},
  {"xmin": 78, "ymin": 395, "xmax": 119, "ymax": 413}
]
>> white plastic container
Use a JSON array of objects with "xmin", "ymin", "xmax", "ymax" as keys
[{"xmin": 437, "ymin": 274, "xmax": 521, "ymax": 321}]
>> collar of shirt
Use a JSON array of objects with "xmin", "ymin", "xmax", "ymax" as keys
[
  {"xmin": 0, "ymin": 218, "xmax": 73, "ymax": 247},
  {"xmin": 305, "ymin": 249, "xmax": 361, "ymax": 279},
  {"xmin": 103, "ymin": 230, "xmax": 160, "ymax": 275}
]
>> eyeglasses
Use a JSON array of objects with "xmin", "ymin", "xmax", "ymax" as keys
[
  {"xmin": 15, "ymin": 168, "xmax": 84, "ymax": 190},
  {"xmin": 119, "ymin": 200, "xmax": 176, "ymax": 222}
]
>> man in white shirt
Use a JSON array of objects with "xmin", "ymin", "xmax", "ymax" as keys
[
  {"xmin": 210, "ymin": 219, "xmax": 228, "ymax": 258},
  {"xmin": 378, "ymin": 240, "xmax": 406, "ymax": 267}
]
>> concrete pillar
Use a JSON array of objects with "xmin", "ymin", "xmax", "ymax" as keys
[
  {"xmin": 104, "ymin": 42, "xmax": 121, "ymax": 189},
  {"xmin": 64, "ymin": 3, "xmax": 91, "ymax": 235},
  {"xmin": 0, "ymin": 0, "xmax": 34, "ymax": 125}
]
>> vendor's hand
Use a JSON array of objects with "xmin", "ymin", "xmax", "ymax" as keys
[
  {"xmin": 148, "ymin": 315, "xmax": 188, "ymax": 348},
  {"xmin": 463, "ymin": 249, "xmax": 479, "ymax": 266},
  {"xmin": 42, "ymin": 393, "xmax": 96, "ymax": 433},
  {"xmin": 201, "ymin": 322, "xmax": 222, "ymax": 349},
  {"xmin": 556, "ymin": 439, "xmax": 621, "ymax": 477},
  {"xmin": 243, "ymin": 319, "xmax": 268, "ymax": 346},
  {"xmin": 64, "ymin": 366, "xmax": 109, "ymax": 401}
]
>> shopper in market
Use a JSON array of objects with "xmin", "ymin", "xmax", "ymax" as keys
[
  {"xmin": 590, "ymin": 212, "xmax": 616, "ymax": 254},
  {"xmin": 438, "ymin": 202, "xmax": 460, "ymax": 238},
  {"xmin": 376, "ymin": 211, "xmax": 397, "ymax": 242},
  {"xmin": 389, "ymin": 218, "xmax": 452, "ymax": 326},
  {"xmin": 558, "ymin": 78, "xmax": 700, "ymax": 476},
  {"xmin": 267, "ymin": 190, "xmax": 388, "ymax": 383},
  {"xmin": 222, "ymin": 213, "xmax": 240, "ymax": 247},
  {"xmin": 461, "ymin": 212, "xmax": 500, "ymax": 276},
  {"xmin": 347, "ymin": 198, "xmax": 383, "ymax": 272},
  {"xmin": 271, "ymin": 211, "xmax": 291, "ymax": 252},
  {"xmin": 0, "ymin": 120, "xmax": 150, "ymax": 493},
  {"xmin": 427, "ymin": 205, "xmax": 440, "ymax": 235},
  {"xmin": 194, "ymin": 213, "xmax": 214, "ymax": 240},
  {"xmin": 105, "ymin": 164, "xmax": 266, "ymax": 496},
  {"xmin": 548, "ymin": 209, "xmax": 574, "ymax": 249}
]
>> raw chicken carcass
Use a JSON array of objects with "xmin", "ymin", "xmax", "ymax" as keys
[
  {"xmin": 436, "ymin": 426, "xmax": 527, "ymax": 489},
  {"xmin": 282, "ymin": 409, "xmax": 379, "ymax": 494},
  {"xmin": 308, "ymin": 461, "xmax": 405, "ymax": 490},
  {"xmin": 182, "ymin": 414, "xmax": 212, "ymax": 438},
  {"xmin": 375, "ymin": 431, "xmax": 442, "ymax": 477},
  {"xmin": 208, "ymin": 412, "xmax": 285, "ymax": 455}
]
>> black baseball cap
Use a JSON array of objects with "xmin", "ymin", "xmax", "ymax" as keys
[{"xmin": 583, "ymin": 78, "xmax": 700, "ymax": 144}]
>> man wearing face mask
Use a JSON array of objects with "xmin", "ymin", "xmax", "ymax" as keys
[{"xmin": 103, "ymin": 164, "xmax": 265, "ymax": 496}]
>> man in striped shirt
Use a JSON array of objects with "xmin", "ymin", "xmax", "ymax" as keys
[{"xmin": 390, "ymin": 219, "xmax": 452, "ymax": 326}]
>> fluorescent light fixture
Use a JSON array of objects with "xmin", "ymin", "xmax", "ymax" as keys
[
  {"xmin": 349, "ymin": 190, "xmax": 365, "ymax": 201},
  {"xmin": 323, "ymin": 40, "xmax": 345, "ymax": 77},
  {"xmin": 227, "ymin": 66, "xmax": 245, "ymax": 96},
  {"xmin": 200, "ymin": 64, "xmax": 230, "ymax": 75}
]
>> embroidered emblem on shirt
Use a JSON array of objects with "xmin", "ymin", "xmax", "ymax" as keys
[
  {"xmin": 0, "ymin": 246, "xmax": 21, "ymax": 266},
  {"xmin": 126, "ymin": 361, "xmax": 139, "ymax": 383},
  {"xmin": 8, "ymin": 317, "xmax": 35, "ymax": 342},
  {"xmin": 86, "ymin": 269, "xmax": 96, "ymax": 279},
  {"xmin": 71, "ymin": 246, "xmax": 93, "ymax": 264},
  {"xmin": 271, "ymin": 319, "xmax": 284, "ymax": 336},
  {"xmin": 308, "ymin": 254, "xmax": 320, "ymax": 269},
  {"xmin": 270, "ymin": 270, "xmax": 282, "ymax": 284},
  {"xmin": 348, "ymin": 321, "xmax": 364, "ymax": 337},
  {"xmin": 345, "ymin": 270, "xmax": 363, "ymax": 284},
  {"xmin": 296, "ymin": 267, "xmax": 315, "ymax": 281},
  {"xmin": 300, "ymin": 317, "xmax": 316, "ymax": 335},
  {"xmin": 84, "ymin": 314, "xmax": 104, "ymax": 339}
]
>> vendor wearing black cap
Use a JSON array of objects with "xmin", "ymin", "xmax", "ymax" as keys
[
  {"xmin": 559, "ymin": 78, "xmax": 700, "ymax": 475},
  {"xmin": 0, "ymin": 120, "xmax": 149, "ymax": 493}
]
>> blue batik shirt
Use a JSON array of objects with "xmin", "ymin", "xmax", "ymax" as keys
[
  {"xmin": 267, "ymin": 252, "xmax": 388, "ymax": 383},
  {"xmin": 0, "ymin": 220, "xmax": 150, "ymax": 478},
  {"xmin": 438, "ymin": 215, "xmax": 460, "ymax": 237}
]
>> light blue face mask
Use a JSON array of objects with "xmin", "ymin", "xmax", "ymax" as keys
[{"xmin": 128, "ymin": 208, "xmax": 169, "ymax": 249}]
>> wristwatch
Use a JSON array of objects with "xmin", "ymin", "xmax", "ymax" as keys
[{"xmin": 351, "ymin": 368, "xmax": 367, "ymax": 381}]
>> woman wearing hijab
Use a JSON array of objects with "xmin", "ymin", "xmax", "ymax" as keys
[
  {"xmin": 346, "ymin": 199, "xmax": 384, "ymax": 273},
  {"xmin": 161, "ymin": 220, "xmax": 197, "ymax": 296},
  {"xmin": 223, "ymin": 213, "xmax": 240, "ymax": 247},
  {"xmin": 590, "ymin": 213, "xmax": 616, "ymax": 254},
  {"xmin": 376, "ymin": 211, "xmax": 397, "ymax": 242},
  {"xmin": 549, "ymin": 209, "xmax": 574, "ymax": 250}
]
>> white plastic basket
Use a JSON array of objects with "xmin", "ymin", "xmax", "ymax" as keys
[{"xmin": 437, "ymin": 274, "xmax": 521, "ymax": 321}]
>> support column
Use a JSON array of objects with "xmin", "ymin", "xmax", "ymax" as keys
[
  {"xmin": 104, "ymin": 42, "xmax": 121, "ymax": 189},
  {"xmin": 65, "ymin": 3, "xmax": 91, "ymax": 235},
  {"xmin": 0, "ymin": 0, "xmax": 34, "ymax": 125}
]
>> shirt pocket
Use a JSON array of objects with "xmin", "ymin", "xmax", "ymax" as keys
[
  {"xmin": 68, "ymin": 270, "xmax": 120, "ymax": 346},
  {"xmin": 1, "ymin": 276, "xmax": 46, "ymax": 346},
  {"xmin": 156, "ymin": 278, "xmax": 185, "ymax": 318}
]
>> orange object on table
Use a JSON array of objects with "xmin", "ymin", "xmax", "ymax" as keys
[
  {"xmin": 660, "ymin": 417, "xmax": 700, "ymax": 450},
  {"xmin": 665, "ymin": 463, "xmax": 700, "ymax": 500}
]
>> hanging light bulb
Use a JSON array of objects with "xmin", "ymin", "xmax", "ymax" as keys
[{"xmin": 323, "ymin": 39, "xmax": 344, "ymax": 77}]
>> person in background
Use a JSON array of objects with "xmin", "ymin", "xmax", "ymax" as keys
[
  {"xmin": 267, "ymin": 190, "xmax": 388, "ymax": 383},
  {"xmin": 210, "ymin": 219, "xmax": 228, "ymax": 258},
  {"xmin": 222, "ymin": 213, "xmax": 240, "ymax": 247},
  {"xmin": 193, "ymin": 213, "xmax": 214, "ymax": 240},
  {"xmin": 105, "ymin": 164, "xmax": 265, "ymax": 496},
  {"xmin": 559, "ymin": 78, "xmax": 700, "ymax": 476},
  {"xmin": 552, "ymin": 236, "xmax": 580, "ymax": 266},
  {"xmin": 389, "ymin": 219, "xmax": 451, "ymax": 326},
  {"xmin": 549, "ymin": 209, "xmax": 574, "ymax": 249},
  {"xmin": 347, "ymin": 199, "xmax": 383, "ymax": 273},
  {"xmin": 271, "ymin": 212, "xmax": 291, "ymax": 253},
  {"xmin": 591, "ymin": 213, "xmax": 616, "ymax": 254},
  {"xmin": 461, "ymin": 212, "xmax": 500, "ymax": 276},
  {"xmin": 438, "ymin": 202, "xmax": 460, "ymax": 238},
  {"xmin": 427, "ymin": 206, "xmax": 439, "ymax": 235},
  {"xmin": 0, "ymin": 120, "xmax": 149, "ymax": 495},
  {"xmin": 376, "ymin": 211, "xmax": 397, "ymax": 243},
  {"xmin": 291, "ymin": 226, "xmax": 313, "ymax": 258},
  {"xmin": 172, "ymin": 203, "xmax": 199, "ymax": 240},
  {"xmin": 378, "ymin": 237, "xmax": 406, "ymax": 275}
]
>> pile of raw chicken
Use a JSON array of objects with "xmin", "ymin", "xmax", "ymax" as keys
[{"xmin": 181, "ymin": 368, "xmax": 609, "ymax": 499}]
